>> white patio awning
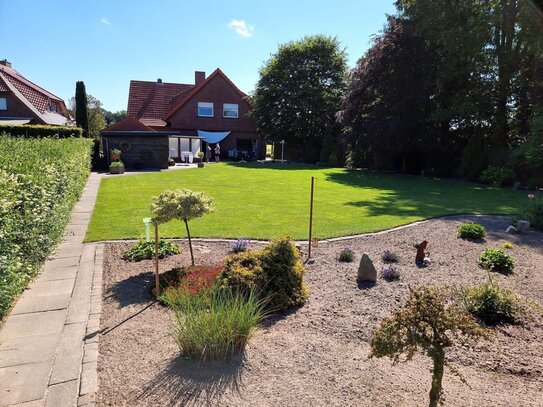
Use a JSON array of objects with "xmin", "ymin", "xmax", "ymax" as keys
[{"xmin": 197, "ymin": 130, "xmax": 230, "ymax": 144}]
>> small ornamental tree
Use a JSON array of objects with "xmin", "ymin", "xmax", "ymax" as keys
[
  {"xmin": 150, "ymin": 189, "xmax": 213, "ymax": 266},
  {"xmin": 370, "ymin": 286, "xmax": 490, "ymax": 407}
]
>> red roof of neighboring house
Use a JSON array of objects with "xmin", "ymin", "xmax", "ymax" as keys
[
  {"xmin": 102, "ymin": 116, "xmax": 156, "ymax": 132},
  {"xmin": 127, "ymin": 80, "xmax": 192, "ymax": 127},
  {"xmin": 0, "ymin": 60, "xmax": 69, "ymax": 125}
]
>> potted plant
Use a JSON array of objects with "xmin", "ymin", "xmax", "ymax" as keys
[
  {"xmin": 197, "ymin": 151, "xmax": 205, "ymax": 168},
  {"xmin": 109, "ymin": 160, "xmax": 125, "ymax": 174},
  {"xmin": 111, "ymin": 148, "xmax": 122, "ymax": 161}
]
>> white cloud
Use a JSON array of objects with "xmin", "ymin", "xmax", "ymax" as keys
[
  {"xmin": 100, "ymin": 17, "xmax": 111, "ymax": 25},
  {"xmin": 228, "ymin": 19, "xmax": 254, "ymax": 37}
]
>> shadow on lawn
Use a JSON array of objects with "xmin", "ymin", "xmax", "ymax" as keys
[
  {"xmin": 139, "ymin": 356, "xmax": 244, "ymax": 406},
  {"xmin": 225, "ymin": 161, "xmax": 323, "ymax": 171}
]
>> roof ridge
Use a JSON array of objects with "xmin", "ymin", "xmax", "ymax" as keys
[{"xmin": 0, "ymin": 65, "xmax": 63, "ymax": 101}]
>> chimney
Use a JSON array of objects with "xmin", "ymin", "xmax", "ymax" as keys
[
  {"xmin": 195, "ymin": 71, "xmax": 206, "ymax": 85},
  {"xmin": 157, "ymin": 78, "xmax": 162, "ymax": 84},
  {"xmin": 0, "ymin": 59, "xmax": 12, "ymax": 68}
]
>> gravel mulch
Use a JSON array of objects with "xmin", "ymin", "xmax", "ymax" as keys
[{"xmin": 97, "ymin": 215, "xmax": 543, "ymax": 407}]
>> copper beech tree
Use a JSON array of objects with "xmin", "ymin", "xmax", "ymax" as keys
[
  {"xmin": 370, "ymin": 286, "xmax": 491, "ymax": 407},
  {"xmin": 150, "ymin": 189, "xmax": 213, "ymax": 266}
]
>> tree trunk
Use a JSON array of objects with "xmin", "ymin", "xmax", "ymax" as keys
[
  {"xmin": 429, "ymin": 348, "xmax": 445, "ymax": 407},
  {"xmin": 184, "ymin": 219, "xmax": 194, "ymax": 266}
]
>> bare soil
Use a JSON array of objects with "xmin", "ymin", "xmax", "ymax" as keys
[{"xmin": 97, "ymin": 215, "xmax": 543, "ymax": 407}]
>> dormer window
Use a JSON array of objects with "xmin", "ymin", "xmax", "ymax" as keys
[
  {"xmin": 0, "ymin": 97, "xmax": 6, "ymax": 110},
  {"xmin": 48, "ymin": 102, "xmax": 57, "ymax": 112},
  {"xmin": 197, "ymin": 102, "xmax": 214, "ymax": 117},
  {"xmin": 223, "ymin": 103, "xmax": 238, "ymax": 118}
]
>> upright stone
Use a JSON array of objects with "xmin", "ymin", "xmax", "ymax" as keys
[
  {"xmin": 517, "ymin": 220, "xmax": 530, "ymax": 233},
  {"xmin": 357, "ymin": 253, "xmax": 377, "ymax": 283}
]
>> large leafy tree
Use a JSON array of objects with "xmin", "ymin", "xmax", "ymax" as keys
[
  {"xmin": 339, "ymin": 17, "xmax": 437, "ymax": 173},
  {"xmin": 251, "ymin": 35, "xmax": 348, "ymax": 163}
]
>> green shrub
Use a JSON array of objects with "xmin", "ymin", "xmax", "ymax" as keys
[
  {"xmin": 500, "ymin": 242, "xmax": 513, "ymax": 250},
  {"xmin": 478, "ymin": 249, "xmax": 515, "ymax": 273},
  {"xmin": 161, "ymin": 287, "xmax": 266, "ymax": 361},
  {"xmin": 123, "ymin": 239, "xmax": 180, "ymax": 262},
  {"xmin": 523, "ymin": 195, "xmax": 543, "ymax": 231},
  {"xmin": 338, "ymin": 248, "xmax": 355, "ymax": 262},
  {"xmin": 218, "ymin": 237, "xmax": 308, "ymax": 311},
  {"xmin": 480, "ymin": 165, "xmax": 515, "ymax": 187},
  {"xmin": 463, "ymin": 284, "xmax": 522, "ymax": 325},
  {"xmin": 0, "ymin": 124, "xmax": 83, "ymax": 138},
  {"xmin": 458, "ymin": 222, "xmax": 486, "ymax": 240},
  {"xmin": 381, "ymin": 250, "xmax": 399, "ymax": 263},
  {"xmin": 0, "ymin": 136, "xmax": 92, "ymax": 318}
]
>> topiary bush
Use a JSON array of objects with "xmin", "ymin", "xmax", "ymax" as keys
[
  {"xmin": 480, "ymin": 165, "xmax": 515, "ymax": 187},
  {"xmin": 218, "ymin": 237, "xmax": 308, "ymax": 311},
  {"xmin": 463, "ymin": 284, "xmax": 523, "ymax": 325},
  {"xmin": 338, "ymin": 248, "xmax": 355, "ymax": 262},
  {"xmin": 458, "ymin": 222, "xmax": 486, "ymax": 240},
  {"xmin": 381, "ymin": 250, "xmax": 399, "ymax": 263},
  {"xmin": 479, "ymin": 248, "xmax": 515, "ymax": 273},
  {"xmin": 122, "ymin": 239, "xmax": 180, "ymax": 262}
]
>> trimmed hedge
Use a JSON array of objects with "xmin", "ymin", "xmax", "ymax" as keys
[
  {"xmin": 0, "ymin": 124, "xmax": 83, "ymax": 139},
  {"xmin": 0, "ymin": 135, "xmax": 92, "ymax": 318}
]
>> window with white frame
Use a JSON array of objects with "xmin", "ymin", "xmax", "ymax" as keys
[
  {"xmin": 223, "ymin": 103, "xmax": 238, "ymax": 118},
  {"xmin": 0, "ymin": 97, "xmax": 6, "ymax": 110},
  {"xmin": 197, "ymin": 102, "xmax": 214, "ymax": 117}
]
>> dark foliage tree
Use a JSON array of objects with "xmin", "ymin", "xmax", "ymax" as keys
[
  {"xmin": 339, "ymin": 17, "xmax": 438, "ymax": 173},
  {"xmin": 75, "ymin": 81, "xmax": 89, "ymax": 137},
  {"xmin": 251, "ymin": 35, "xmax": 348, "ymax": 163}
]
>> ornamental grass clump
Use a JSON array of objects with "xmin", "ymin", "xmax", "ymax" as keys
[
  {"xmin": 463, "ymin": 283, "xmax": 524, "ymax": 325},
  {"xmin": 380, "ymin": 265, "xmax": 400, "ymax": 281},
  {"xmin": 338, "ymin": 248, "xmax": 355, "ymax": 262},
  {"xmin": 231, "ymin": 238, "xmax": 249, "ymax": 253},
  {"xmin": 161, "ymin": 287, "xmax": 266, "ymax": 361},
  {"xmin": 479, "ymin": 248, "xmax": 514, "ymax": 273},
  {"xmin": 122, "ymin": 239, "xmax": 180, "ymax": 261},
  {"xmin": 381, "ymin": 250, "xmax": 399, "ymax": 263},
  {"xmin": 458, "ymin": 222, "xmax": 486, "ymax": 240},
  {"xmin": 370, "ymin": 286, "xmax": 491, "ymax": 407}
]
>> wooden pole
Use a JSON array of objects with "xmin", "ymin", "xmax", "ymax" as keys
[
  {"xmin": 308, "ymin": 176, "xmax": 315, "ymax": 260},
  {"xmin": 154, "ymin": 221, "xmax": 159, "ymax": 295}
]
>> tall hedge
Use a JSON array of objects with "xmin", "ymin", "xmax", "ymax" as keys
[
  {"xmin": 0, "ymin": 134, "xmax": 92, "ymax": 318},
  {"xmin": 0, "ymin": 124, "xmax": 83, "ymax": 139}
]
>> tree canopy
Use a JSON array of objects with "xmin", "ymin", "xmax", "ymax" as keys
[{"xmin": 251, "ymin": 35, "xmax": 348, "ymax": 163}]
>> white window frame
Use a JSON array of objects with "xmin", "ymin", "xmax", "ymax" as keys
[
  {"xmin": 223, "ymin": 103, "xmax": 239, "ymax": 119},
  {"xmin": 0, "ymin": 97, "xmax": 6, "ymax": 110},
  {"xmin": 197, "ymin": 102, "xmax": 214, "ymax": 117}
]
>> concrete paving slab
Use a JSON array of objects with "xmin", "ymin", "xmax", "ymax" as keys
[
  {"xmin": 45, "ymin": 380, "xmax": 78, "ymax": 407},
  {"xmin": 23, "ymin": 279, "xmax": 75, "ymax": 297},
  {"xmin": 9, "ymin": 293, "xmax": 71, "ymax": 315},
  {"xmin": 0, "ymin": 361, "xmax": 51, "ymax": 406},
  {"xmin": 11, "ymin": 399, "xmax": 45, "ymax": 406},
  {"xmin": 38, "ymin": 266, "xmax": 78, "ymax": 282},
  {"xmin": 0, "ymin": 310, "xmax": 67, "ymax": 340},
  {"xmin": 43, "ymin": 257, "xmax": 80, "ymax": 271},
  {"xmin": 0, "ymin": 333, "xmax": 58, "ymax": 368}
]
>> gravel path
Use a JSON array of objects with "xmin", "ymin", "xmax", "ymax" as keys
[{"xmin": 96, "ymin": 215, "xmax": 543, "ymax": 406}]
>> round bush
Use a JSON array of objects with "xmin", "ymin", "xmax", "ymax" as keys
[
  {"xmin": 463, "ymin": 284, "xmax": 521, "ymax": 325},
  {"xmin": 478, "ymin": 249, "xmax": 514, "ymax": 272},
  {"xmin": 458, "ymin": 222, "xmax": 486, "ymax": 240},
  {"xmin": 338, "ymin": 248, "xmax": 354, "ymax": 262},
  {"xmin": 381, "ymin": 250, "xmax": 399, "ymax": 263},
  {"xmin": 123, "ymin": 239, "xmax": 180, "ymax": 262},
  {"xmin": 480, "ymin": 165, "xmax": 515, "ymax": 187}
]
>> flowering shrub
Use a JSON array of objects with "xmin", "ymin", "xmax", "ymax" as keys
[
  {"xmin": 0, "ymin": 135, "xmax": 92, "ymax": 318},
  {"xmin": 231, "ymin": 238, "xmax": 249, "ymax": 253},
  {"xmin": 159, "ymin": 264, "xmax": 223, "ymax": 297},
  {"xmin": 380, "ymin": 265, "xmax": 400, "ymax": 281},
  {"xmin": 381, "ymin": 250, "xmax": 399, "ymax": 263}
]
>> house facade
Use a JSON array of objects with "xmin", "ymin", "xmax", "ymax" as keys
[
  {"xmin": 126, "ymin": 68, "xmax": 261, "ymax": 161},
  {"xmin": 0, "ymin": 60, "xmax": 70, "ymax": 126}
]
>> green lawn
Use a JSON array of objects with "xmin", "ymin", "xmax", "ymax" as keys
[{"xmin": 85, "ymin": 163, "xmax": 525, "ymax": 242}]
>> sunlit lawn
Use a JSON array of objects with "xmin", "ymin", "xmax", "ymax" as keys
[{"xmin": 85, "ymin": 163, "xmax": 525, "ymax": 241}]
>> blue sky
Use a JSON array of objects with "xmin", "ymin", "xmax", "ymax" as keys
[{"xmin": 0, "ymin": 0, "xmax": 396, "ymax": 112}]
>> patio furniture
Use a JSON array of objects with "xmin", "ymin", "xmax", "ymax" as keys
[{"xmin": 181, "ymin": 151, "xmax": 194, "ymax": 163}]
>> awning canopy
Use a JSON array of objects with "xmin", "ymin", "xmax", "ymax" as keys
[{"xmin": 197, "ymin": 130, "xmax": 230, "ymax": 144}]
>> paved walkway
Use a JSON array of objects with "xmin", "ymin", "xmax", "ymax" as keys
[{"xmin": 0, "ymin": 173, "xmax": 103, "ymax": 407}]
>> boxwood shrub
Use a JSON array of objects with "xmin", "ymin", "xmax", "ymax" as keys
[
  {"xmin": 0, "ymin": 124, "xmax": 83, "ymax": 138},
  {"xmin": 458, "ymin": 222, "xmax": 486, "ymax": 240},
  {"xmin": 0, "ymin": 135, "xmax": 92, "ymax": 318}
]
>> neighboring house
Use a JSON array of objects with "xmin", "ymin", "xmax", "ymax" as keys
[
  {"xmin": 0, "ymin": 59, "xmax": 70, "ymax": 126},
  {"xmin": 125, "ymin": 68, "xmax": 261, "ymax": 161}
]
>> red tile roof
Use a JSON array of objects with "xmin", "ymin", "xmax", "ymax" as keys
[
  {"xmin": 127, "ymin": 80, "xmax": 193, "ymax": 127},
  {"xmin": 102, "ymin": 116, "xmax": 156, "ymax": 132}
]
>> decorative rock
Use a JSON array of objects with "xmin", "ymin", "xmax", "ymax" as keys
[
  {"xmin": 506, "ymin": 225, "xmax": 518, "ymax": 234},
  {"xmin": 423, "ymin": 257, "xmax": 432, "ymax": 266},
  {"xmin": 517, "ymin": 220, "xmax": 530, "ymax": 233},
  {"xmin": 357, "ymin": 253, "xmax": 377, "ymax": 283}
]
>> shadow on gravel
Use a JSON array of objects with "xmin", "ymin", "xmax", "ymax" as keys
[
  {"xmin": 104, "ymin": 271, "xmax": 155, "ymax": 307},
  {"xmin": 139, "ymin": 356, "xmax": 245, "ymax": 406}
]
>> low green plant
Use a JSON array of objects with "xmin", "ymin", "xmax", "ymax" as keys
[
  {"xmin": 458, "ymin": 222, "xmax": 486, "ymax": 240},
  {"xmin": 381, "ymin": 250, "xmax": 399, "ymax": 263},
  {"xmin": 463, "ymin": 283, "xmax": 523, "ymax": 325},
  {"xmin": 122, "ymin": 239, "xmax": 180, "ymax": 261},
  {"xmin": 523, "ymin": 194, "xmax": 543, "ymax": 231},
  {"xmin": 480, "ymin": 165, "xmax": 515, "ymax": 187},
  {"xmin": 479, "ymin": 248, "xmax": 514, "ymax": 273},
  {"xmin": 110, "ymin": 160, "xmax": 124, "ymax": 168},
  {"xmin": 338, "ymin": 248, "xmax": 355, "ymax": 262},
  {"xmin": 218, "ymin": 237, "xmax": 308, "ymax": 311},
  {"xmin": 161, "ymin": 287, "xmax": 266, "ymax": 361},
  {"xmin": 500, "ymin": 242, "xmax": 513, "ymax": 250}
]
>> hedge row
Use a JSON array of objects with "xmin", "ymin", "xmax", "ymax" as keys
[
  {"xmin": 0, "ymin": 135, "xmax": 92, "ymax": 318},
  {"xmin": 0, "ymin": 124, "xmax": 83, "ymax": 138}
]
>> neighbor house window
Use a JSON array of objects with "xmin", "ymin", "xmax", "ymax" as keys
[
  {"xmin": 48, "ymin": 102, "xmax": 57, "ymax": 112},
  {"xmin": 198, "ymin": 102, "xmax": 214, "ymax": 117},
  {"xmin": 0, "ymin": 98, "xmax": 6, "ymax": 110},
  {"xmin": 223, "ymin": 103, "xmax": 239, "ymax": 118}
]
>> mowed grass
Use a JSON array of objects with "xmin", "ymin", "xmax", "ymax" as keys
[{"xmin": 85, "ymin": 163, "xmax": 525, "ymax": 241}]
